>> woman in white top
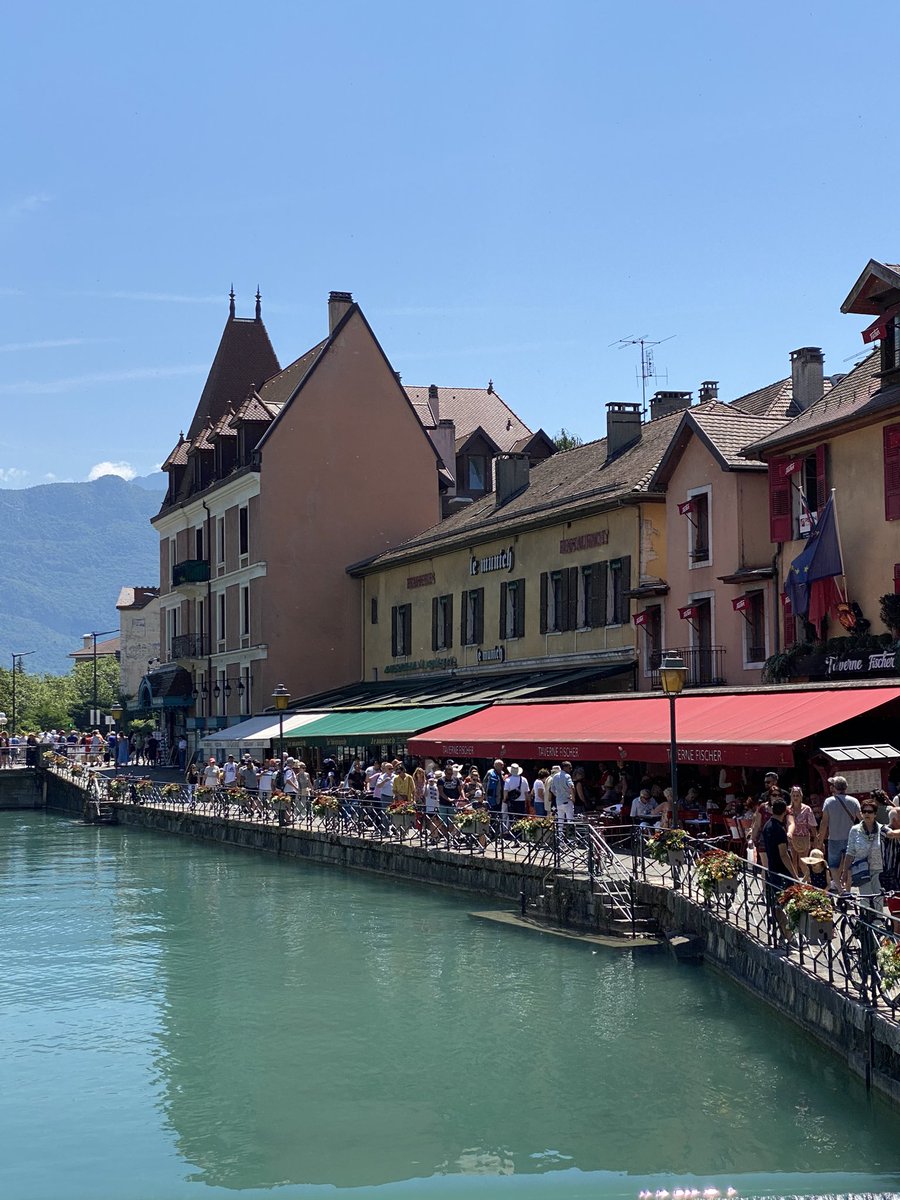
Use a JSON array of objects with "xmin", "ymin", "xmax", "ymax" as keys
[
  {"xmin": 296, "ymin": 761, "xmax": 313, "ymax": 818},
  {"xmin": 203, "ymin": 758, "xmax": 221, "ymax": 788},
  {"xmin": 532, "ymin": 769, "xmax": 549, "ymax": 817}
]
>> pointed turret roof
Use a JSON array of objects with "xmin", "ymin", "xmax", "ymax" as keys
[{"xmin": 186, "ymin": 295, "xmax": 280, "ymax": 438}]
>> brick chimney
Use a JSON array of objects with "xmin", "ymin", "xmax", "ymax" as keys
[
  {"xmin": 698, "ymin": 381, "xmax": 719, "ymax": 403},
  {"xmin": 790, "ymin": 347, "xmax": 824, "ymax": 413},
  {"xmin": 495, "ymin": 453, "xmax": 530, "ymax": 506},
  {"xmin": 649, "ymin": 390, "xmax": 692, "ymax": 420},
  {"xmin": 605, "ymin": 402, "xmax": 642, "ymax": 462},
  {"xmin": 328, "ymin": 291, "xmax": 354, "ymax": 333}
]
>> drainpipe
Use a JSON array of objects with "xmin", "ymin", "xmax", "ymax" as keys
[{"xmin": 202, "ymin": 501, "xmax": 213, "ymax": 730}]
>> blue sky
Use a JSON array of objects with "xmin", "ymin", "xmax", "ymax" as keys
[{"xmin": 0, "ymin": 0, "xmax": 889, "ymax": 486}]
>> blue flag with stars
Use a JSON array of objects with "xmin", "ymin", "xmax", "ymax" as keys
[{"xmin": 784, "ymin": 496, "xmax": 843, "ymax": 617}]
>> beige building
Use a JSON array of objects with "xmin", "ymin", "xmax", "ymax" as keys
[{"xmin": 116, "ymin": 586, "xmax": 160, "ymax": 702}]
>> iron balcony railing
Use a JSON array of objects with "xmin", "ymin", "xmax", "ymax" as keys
[
  {"xmin": 170, "ymin": 633, "xmax": 207, "ymax": 660},
  {"xmin": 172, "ymin": 559, "xmax": 210, "ymax": 587},
  {"xmin": 649, "ymin": 645, "xmax": 726, "ymax": 687}
]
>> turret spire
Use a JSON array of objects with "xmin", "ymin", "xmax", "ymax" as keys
[
  {"xmin": 229, "ymin": 285, "xmax": 235, "ymax": 319},
  {"xmin": 255, "ymin": 287, "xmax": 262, "ymax": 322}
]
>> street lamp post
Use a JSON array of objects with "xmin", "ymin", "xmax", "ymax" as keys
[
  {"xmin": 11, "ymin": 651, "xmax": 35, "ymax": 735},
  {"xmin": 272, "ymin": 683, "xmax": 290, "ymax": 771},
  {"xmin": 659, "ymin": 652, "xmax": 687, "ymax": 829},
  {"xmin": 86, "ymin": 629, "xmax": 118, "ymax": 726}
]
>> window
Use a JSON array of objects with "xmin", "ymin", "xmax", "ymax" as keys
[
  {"xmin": 391, "ymin": 604, "xmax": 412, "ymax": 657},
  {"xmin": 432, "ymin": 594, "xmax": 453, "ymax": 651},
  {"xmin": 540, "ymin": 567, "xmax": 578, "ymax": 633},
  {"xmin": 166, "ymin": 606, "xmax": 178, "ymax": 657},
  {"xmin": 217, "ymin": 592, "xmax": 226, "ymax": 648},
  {"xmin": 500, "ymin": 579, "xmax": 525, "ymax": 639},
  {"xmin": 239, "ymin": 506, "xmax": 249, "ymax": 558},
  {"xmin": 883, "ymin": 315, "xmax": 900, "ymax": 375},
  {"xmin": 770, "ymin": 449, "xmax": 826, "ymax": 540},
  {"xmin": 467, "ymin": 455, "xmax": 489, "ymax": 493},
  {"xmin": 607, "ymin": 556, "xmax": 631, "ymax": 624},
  {"xmin": 548, "ymin": 571, "xmax": 564, "ymax": 632},
  {"xmin": 687, "ymin": 490, "xmax": 710, "ymax": 565},
  {"xmin": 195, "ymin": 525, "xmax": 204, "ymax": 561},
  {"xmin": 197, "ymin": 598, "xmax": 205, "ymax": 655},
  {"xmin": 240, "ymin": 585, "xmax": 250, "ymax": 640},
  {"xmin": 371, "ymin": 596, "xmax": 378, "ymax": 624},
  {"xmin": 169, "ymin": 538, "xmax": 176, "ymax": 588},
  {"xmin": 885, "ymin": 425, "xmax": 900, "ymax": 521},
  {"xmin": 461, "ymin": 588, "xmax": 484, "ymax": 645},
  {"xmin": 577, "ymin": 562, "xmax": 607, "ymax": 629},
  {"xmin": 642, "ymin": 605, "xmax": 662, "ymax": 675},
  {"xmin": 743, "ymin": 590, "xmax": 767, "ymax": 666},
  {"xmin": 216, "ymin": 516, "xmax": 225, "ymax": 567}
]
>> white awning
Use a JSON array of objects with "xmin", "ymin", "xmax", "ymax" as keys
[{"xmin": 198, "ymin": 711, "xmax": 328, "ymax": 750}]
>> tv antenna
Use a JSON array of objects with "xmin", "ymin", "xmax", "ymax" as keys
[{"xmin": 610, "ymin": 334, "xmax": 675, "ymax": 417}]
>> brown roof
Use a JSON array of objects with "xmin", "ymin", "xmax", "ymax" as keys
[
  {"xmin": 651, "ymin": 401, "xmax": 788, "ymax": 486},
  {"xmin": 162, "ymin": 435, "xmax": 189, "ymax": 469},
  {"xmin": 404, "ymin": 384, "xmax": 532, "ymax": 452},
  {"xmin": 230, "ymin": 391, "xmax": 279, "ymax": 426},
  {"xmin": 354, "ymin": 408, "xmax": 687, "ymax": 572},
  {"xmin": 190, "ymin": 422, "xmax": 216, "ymax": 453},
  {"xmin": 117, "ymin": 586, "xmax": 159, "ymax": 610},
  {"xmin": 258, "ymin": 339, "xmax": 327, "ymax": 409},
  {"xmin": 69, "ymin": 636, "xmax": 120, "ymax": 660},
  {"xmin": 186, "ymin": 313, "xmax": 280, "ymax": 439},
  {"xmin": 212, "ymin": 409, "xmax": 237, "ymax": 437},
  {"xmin": 743, "ymin": 350, "xmax": 883, "ymax": 457},
  {"xmin": 730, "ymin": 377, "xmax": 793, "ymax": 418}
]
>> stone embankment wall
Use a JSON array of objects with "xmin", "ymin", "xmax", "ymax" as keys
[
  {"xmin": 0, "ymin": 771, "xmax": 43, "ymax": 810},
  {"xmin": 41, "ymin": 773, "xmax": 900, "ymax": 1101}
]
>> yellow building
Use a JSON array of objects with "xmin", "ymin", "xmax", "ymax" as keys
[{"xmin": 350, "ymin": 401, "xmax": 684, "ymax": 695}]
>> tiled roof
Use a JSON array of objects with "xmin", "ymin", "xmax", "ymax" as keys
[
  {"xmin": 357, "ymin": 409, "xmax": 687, "ymax": 571},
  {"xmin": 744, "ymin": 350, "xmax": 883, "ymax": 456},
  {"xmin": 162, "ymin": 436, "xmax": 189, "ymax": 469},
  {"xmin": 230, "ymin": 391, "xmax": 278, "ymax": 426},
  {"xmin": 212, "ymin": 409, "xmax": 237, "ymax": 437},
  {"xmin": 190, "ymin": 422, "xmax": 216, "ymax": 453},
  {"xmin": 687, "ymin": 402, "xmax": 788, "ymax": 468},
  {"xmin": 117, "ymin": 586, "xmax": 159, "ymax": 610},
  {"xmin": 70, "ymin": 636, "xmax": 120, "ymax": 659},
  {"xmin": 730, "ymin": 377, "xmax": 793, "ymax": 418},
  {"xmin": 186, "ymin": 315, "xmax": 280, "ymax": 439},
  {"xmin": 404, "ymin": 385, "xmax": 532, "ymax": 452},
  {"xmin": 258, "ymin": 339, "xmax": 327, "ymax": 409}
]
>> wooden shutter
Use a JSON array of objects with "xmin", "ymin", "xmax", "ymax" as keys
[
  {"xmin": 391, "ymin": 606, "xmax": 398, "ymax": 657},
  {"xmin": 617, "ymin": 555, "xmax": 632, "ymax": 623},
  {"xmin": 566, "ymin": 566, "xmax": 579, "ymax": 632},
  {"xmin": 815, "ymin": 444, "xmax": 828, "ymax": 511},
  {"xmin": 515, "ymin": 580, "xmax": 526, "ymax": 637},
  {"xmin": 539, "ymin": 572, "xmax": 548, "ymax": 634},
  {"xmin": 431, "ymin": 597, "xmax": 439, "ymax": 651},
  {"xmin": 783, "ymin": 606, "xmax": 796, "ymax": 648},
  {"xmin": 499, "ymin": 582, "xmax": 508, "ymax": 639},
  {"xmin": 475, "ymin": 588, "xmax": 484, "ymax": 643},
  {"xmin": 885, "ymin": 425, "xmax": 900, "ymax": 521},
  {"xmin": 895, "ymin": 564, "xmax": 900, "ymax": 596},
  {"xmin": 460, "ymin": 590, "xmax": 467, "ymax": 643},
  {"xmin": 444, "ymin": 595, "xmax": 453, "ymax": 649},
  {"xmin": 768, "ymin": 457, "xmax": 793, "ymax": 541},
  {"xmin": 593, "ymin": 562, "xmax": 608, "ymax": 628}
]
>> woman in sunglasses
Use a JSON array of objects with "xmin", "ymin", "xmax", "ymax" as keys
[{"xmin": 846, "ymin": 800, "xmax": 885, "ymax": 911}]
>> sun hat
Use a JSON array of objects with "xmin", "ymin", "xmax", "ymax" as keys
[
  {"xmin": 800, "ymin": 848, "xmax": 826, "ymax": 866},
  {"xmin": 510, "ymin": 763, "xmax": 522, "ymax": 773},
  {"xmin": 551, "ymin": 765, "xmax": 561, "ymax": 774}
]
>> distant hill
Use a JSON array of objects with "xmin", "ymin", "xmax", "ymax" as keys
[
  {"xmin": 0, "ymin": 476, "xmax": 160, "ymax": 674},
  {"xmin": 129, "ymin": 471, "xmax": 167, "ymax": 493}
]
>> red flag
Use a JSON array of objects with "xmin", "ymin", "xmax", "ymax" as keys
[
  {"xmin": 808, "ymin": 576, "xmax": 842, "ymax": 634},
  {"xmin": 677, "ymin": 500, "xmax": 695, "ymax": 516},
  {"xmin": 678, "ymin": 604, "xmax": 698, "ymax": 620},
  {"xmin": 632, "ymin": 611, "xmax": 648, "ymax": 627},
  {"xmin": 732, "ymin": 595, "xmax": 750, "ymax": 613}
]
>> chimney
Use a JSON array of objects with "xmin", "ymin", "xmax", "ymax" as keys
[
  {"xmin": 83, "ymin": 634, "xmax": 92, "ymax": 651},
  {"xmin": 328, "ymin": 290, "xmax": 354, "ymax": 333},
  {"xmin": 698, "ymin": 380, "xmax": 719, "ymax": 403},
  {"xmin": 495, "ymin": 453, "xmax": 530, "ymax": 506},
  {"xmin": 649, "ymin": 390, "xmax": 692, "ymax": 421},
  {"xmin": 790, "ymin": 347, "xmax": 824, "ymax": 413},
  {"xmin": 605, "ymin": 402, "xmax": 642, "ymax": 462},
  {"xmin": 427, "ymin": 383, "xmax": 439, "ymax": 422}
]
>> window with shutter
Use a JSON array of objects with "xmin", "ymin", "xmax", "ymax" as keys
[
  {"xmin": 566, "ymin": 566, "xmax": 579, "ymax": 631},
  {"xmin": 885, "ymin": 425, "xmax": 900, "ymax": 521},
  {"xmin": 474, "ymin": 588, "xmax": 484, "ymax": 644},
  {"xmin": 617, "ymin": 555, "xmax": 632, "ymax": 624},
  {"xmin": 539, "ymin": 573, "xmax": 548, "ymax": 634},
  {"xmin": 815, "ymin": 444, "xmax": 828, "ymax": 511},
  {"xmin": 499, "ymin": 582, "xmax": 508, "ymax": 639},
  {"xmin": 431, "ymin": 597, "xmax": 439, "ymax": 652},
  {"xmin": 768, "ymin": 458, "xmax": 793, "ymax": 541},
  {"xmin": 783, "ymin": 597, "xmax": 796, "ymax": 648},
  {"xmin": 895, "ymin": 564, "xmax": 900, "ymax": 596},
  {"xmin": 515, "ymin": 579, "xmax": 526, "ymax": 637},
  {"xmin": 593, "ymin": 561, "xmax": 608, "ymax": 628}
]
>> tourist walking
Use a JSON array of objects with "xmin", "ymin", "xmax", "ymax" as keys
[
  {"xmin": 258, "ymin": 760, "xmax": 274, "ymax": 820},
  {"xmin": 222, "ymin": 755, "xmax": 239, "ymax": 787},
  {"xmin": 787, "ymin": 786, "xmax": 818, "ymax": 879},
  {"xmin": 549, "ymin": 762, "xmax": 575, "ymax": 834},
  {"xmin": 817, "ymin": 775, "xmax": 861, "ymax": 891},
  {"xmin": 761, "ymin": 798, "xmax": 796, "ymax": 943},
  {"xmin": 846, "ymin": 799, "xmax": 885, "ymax": 912},
  {"xmin": 437, "ymin": 763, "xmax": 461, "ymax": 833},
  {"xmin": 177, "ymin": 736, "xmax": 188, "ymax": 772},
  {"xmin": 532, "ymin": 768, "xmax": 549, "ymax": 816},
  {"xmin": 116, "ymin": 732, "xmax": 130, "ymax": 771},
  {"xmin": 484, "ymin": 759, "xmax": 504, "ymax": 815},
  {"xmin": 282, "ymin": 758, "xmax": 299, "ymax": 823}
]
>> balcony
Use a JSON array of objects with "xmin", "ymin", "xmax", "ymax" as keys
[
  {"xmin": 170, "ymin": 633, "xmax": 207, "ymax": 660},
  {"xmin": 650, "ymin": 645, "xmax": 726, "ymax": 688},
  {"xmin": 172, "ymin": 559, "xmax": 210, "ymax": 588}
]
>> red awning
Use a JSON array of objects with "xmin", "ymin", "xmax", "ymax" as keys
[{"xmin": 407, "ymin": 688, "xmax": 900, "ymax": 769}]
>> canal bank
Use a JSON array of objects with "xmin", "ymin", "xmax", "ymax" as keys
[{"xmin": 43, "ymin": 770, "xmax": 900, "ymax": 1105}]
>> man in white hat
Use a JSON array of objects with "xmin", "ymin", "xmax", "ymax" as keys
[{"xmin": 503, "ymin": 763, "xmax": 529, "ymax": 821}]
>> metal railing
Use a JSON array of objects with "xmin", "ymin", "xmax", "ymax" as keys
[
  {"xmin": 171, "ymin": 633, "xmax": 207, "ymax": 659},
  {"xmin": 636, "ymin": 828, "xmax": 900, "ymax": 1017},
  {"xmin": 172, "ymin": 559, "xmax": 210, "ymax": 587},
  {"xmin": 649, "ymin": 645, "xmax": 726, "ymax": 687}
]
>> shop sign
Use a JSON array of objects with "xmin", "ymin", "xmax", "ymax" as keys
[
  {"xmin": 384, "ymin": 656, "xmax": 458, "ymax": 675},
  {"xmin": 559, "ymin": 530, "xmax": 609, "ymax": 554},
  {"xmin": 470, "ymin": 546, "xmax": 515, "ymax": 576},
  {"xmin": 677, "ymin": 745, "xmax": 724, "ymax": 764},
  {"xmin": 407, "ymin": 571, "xmax": 435, "ymax": 589},
  {"xmin": 477, "ymin": 645, "xmax": 505, "ymax": 664},
  {"xmin": 536, "ymin": 745, "xmax": 581, "ymax": 760},
  {"xmin": 824, "ymin": 650, "xmax": 897, "ymax": 677}
]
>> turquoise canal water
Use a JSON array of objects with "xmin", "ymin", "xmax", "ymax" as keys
[{"xmin": 3, "ymin": 812, "xmax": 900, "ymax": 1200}]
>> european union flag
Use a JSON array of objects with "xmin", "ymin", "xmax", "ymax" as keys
[{"xmin": 784, "ymin": 496, "xmax": 843, "ymax": 617}]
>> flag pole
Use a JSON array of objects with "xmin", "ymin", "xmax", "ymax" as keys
[{"xmin": 830, "ymin": 487, "xmax": 848, "ymax": 602}]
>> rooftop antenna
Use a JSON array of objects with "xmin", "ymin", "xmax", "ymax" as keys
[{"xmin": 610, "ymin": 334, "xmax": 675, "ymax": 417}]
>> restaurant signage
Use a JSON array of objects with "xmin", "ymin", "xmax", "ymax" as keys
[
  {"xmin": 633, "ymin": 611, "xmax": 648, "ymax": 627},
  {"xmin": 384, "ymin": 656, "xmax": 458, "ymax": 675},
  {"xmin": 677, "ymin": 500, "xmax": 695, "ymax": 516},
  {"xmin": 789, "ymin": 645, "xmax": 900, "ymax": 680},
  {"xmin": 470, "ymin": 546, "xmax": 515, "ymax": 576},
  {"xmin": 406, "ymin": 571, "xmax": 435, "ymax": 589},
  {"xmin": 477, "ymin": 645, "xmax": 505, "ymax": 664},
  {"xmin": 732, "ymin": 595, "xmax": 750, "ymax": 613},
  {"xmin": 559, "ymin": 530, "xmax": 609, "ymax": 554},
  {"xmin": 678, "ymin": 604, "xmax": 699, "ymax": 620}
]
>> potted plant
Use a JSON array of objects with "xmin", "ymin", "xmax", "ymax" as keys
[
  {"xmin": 511, "ymin": 815, "xmax": 555, "ymax": 843},
  {"xmin": 107, "ymin": 779, "xmax": 129, "ymax": 799},
  {"xmin": 877, "ymin": 938, "xmax": 900, "ymax": 991},
  {"xmin": 388, "ymin": 797, "xmax": 417, "ymax": 831},
  {"xmin": 647, "ymin": 827, "xmax": 688, "ymax": 866},
  {"xmin": 694, "ymin": 849, "xmax": 742, "ymax": 899},
  {"xmin": 312, "ymin": 795, "xmax": 340, "ymax": 818},
  {"xmin": 161, "ymin": 782, "xmax": 183, "ymax": 800},
  {"xmin": 133, "ymin": 779, "xmax": 155, "ymax": 801},
  {"xmin": 70, "ymin": 762, "xmax": 84, "ymax": 777},
  {"xmin": 777, "ymin": 883, "xmax": 835, "ymax": 940},
  {"xmin": 454, "ymin": 806, "xmax": 490, "ymax": 836}
]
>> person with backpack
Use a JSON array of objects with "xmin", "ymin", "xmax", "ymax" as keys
[
  {"xmin": 503, "ymin": 763, "xmax": 529, "ymax": 821},
  {"xmin": 484, "ymin": 759, "xmax": 505, "ymax": 814}
]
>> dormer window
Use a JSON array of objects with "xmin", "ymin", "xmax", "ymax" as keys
[
  {"xmin": 883, "ymin": 314, "xmax": 900, "ymax": 375},
  {"xmin": 467, "ymin": 455, "xmax": 488, "ymax": 492}
]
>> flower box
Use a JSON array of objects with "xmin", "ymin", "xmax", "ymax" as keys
[
  {"xmin": 714, "ymin": 877, "xmax": 739, "ymax": 897},
  {"xmin": 390, "ymin": 811, "xmax": 416, "ymax": 831},
  {"xmin": 667, "ymin": 849, "xmax": 686, "ymax": 866},
  {"xmin": 455, "ymin": 812, "xmax": 490, "ymax": 835},
  {"xmin": 799, "ymin": 914, "xmax": 833, "ymax": 943}
]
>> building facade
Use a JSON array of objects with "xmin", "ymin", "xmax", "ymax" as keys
[{"xmin": 116, "ymin": 586, "xmax": 160, "ymax": 702}]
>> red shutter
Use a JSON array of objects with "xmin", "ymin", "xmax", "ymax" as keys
[
  {"xmin": 768, "ymin": 458, "xmax": 793, "ymax": 541},
  {"xmin": 815, "ymin": 444, "xmax": 828, "ymax": 511},
  {"xmin": 894, "ymin": 564, "xmax": 900, "ymax": 595},
  {"xmin": 885, "ymin": 425, "xmax": 900, "ymax": 521},
  {"xmin": 783, "ymin": 608, "xmax": 796, "ymax": 647}
]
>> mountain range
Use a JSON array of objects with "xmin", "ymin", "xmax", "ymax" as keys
[{"xmin": 0, "ymin": 475, "xmax": 163, "ymax": 675}]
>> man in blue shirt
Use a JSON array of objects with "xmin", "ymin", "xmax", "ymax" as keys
[{"xmin": 484, "ymin": 759, "xmax": 504, "ymax": 813}]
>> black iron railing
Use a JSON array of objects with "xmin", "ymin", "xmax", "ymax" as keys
[
  {"xmin": 170, "ymin": 633, "xmax": 206, "ymax": 659},
  {"xmin": 172, "ymin": 559, "xmax": 210, "ymax": 587},
  {"xmin": 650, "ymin": 645, "xmax": 726, "ymax": 687}
]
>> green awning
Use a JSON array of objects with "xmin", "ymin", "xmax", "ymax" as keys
[{"xmin": 290, "ymin": 704, "xmax": 487, "ymax": 746}]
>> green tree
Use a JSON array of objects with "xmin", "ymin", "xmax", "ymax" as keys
[
  {"xmin": 69, "ymin": 657, "xmax": 121, "ymax": 729},
  {"xmin": 554, "ymin": 427, "xmax": 584, "ymax": 451}
]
